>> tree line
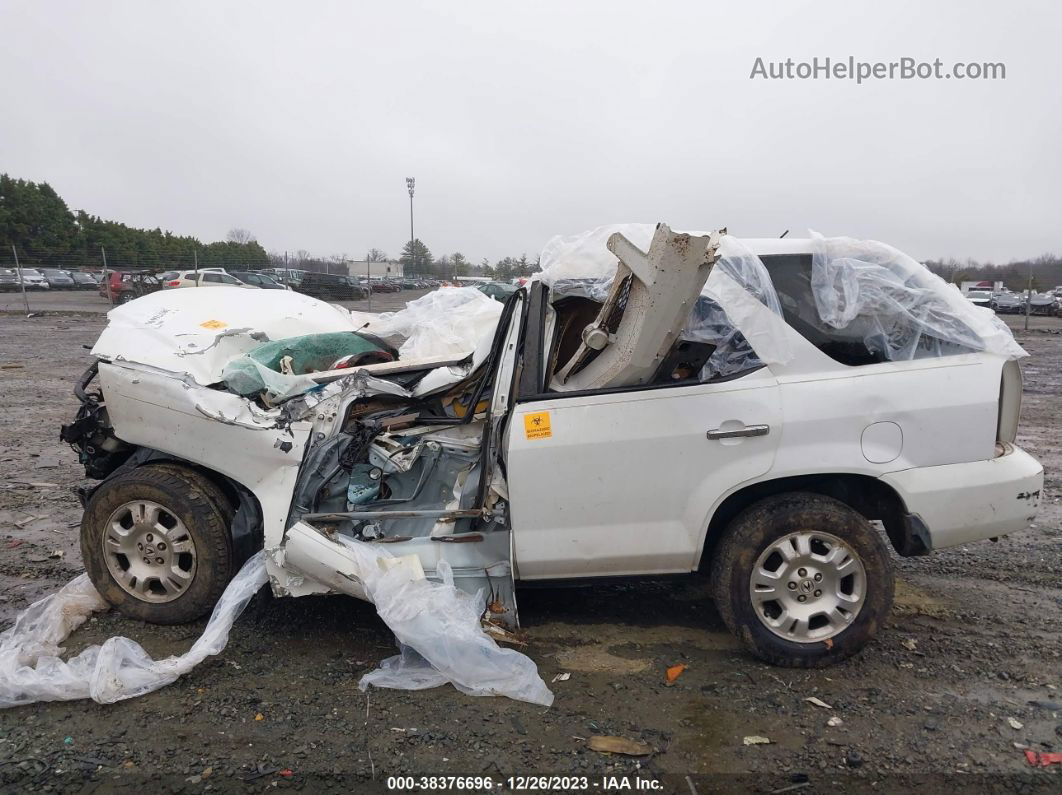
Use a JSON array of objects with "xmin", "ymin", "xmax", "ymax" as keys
[
  {"xmin": 8, "ymin": 172, "xmax": 1056, "ymax": 288},
  {"xmin": 0, "ymin": 175, "xmax": 269, "ymax": 269},
  {"xmin": 924, "ymin": 254, "xmax": 1062, "ymax": 293}
]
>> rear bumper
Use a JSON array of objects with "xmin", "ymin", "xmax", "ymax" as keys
[{"xmin": 880, "ymin": 445, "xmax": 1044, "ymax": 550}]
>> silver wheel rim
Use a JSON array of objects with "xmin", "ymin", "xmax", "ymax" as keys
[
  {"xmin": 102, "ymin": 500, "xmax": 196, "ymax": 603},
  {"xmin": 749, "ymin": 530, "xmax": 867, "ymax": 643}
]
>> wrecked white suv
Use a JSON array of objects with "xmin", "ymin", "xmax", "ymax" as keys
[{"xmin": 61, "ymin": 224, "xmax": 1043, "ymax": 668}]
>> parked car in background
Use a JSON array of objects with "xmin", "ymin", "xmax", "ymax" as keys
[
  {"xmin": 296, "ymin": 271, "xmax": 363, "ymax": 300},
  {"xmin": 0, "ymin": 268, "xmax": 20, "ymax": 291},
  {"xmin": 230, "ymin": 271, "xmax": 287, "ymax": 290},
  {"xmin": 261, "ymin": 268, "xmax": 307, "ymax": 288},
  {"xmin": 1026, "ymin": 293, "xmax": 1060, "ymax": 316},
  {"xmin": 160, "ymin": 270, "xmax": 253, "ymax": 289},
  {"xmin": 16, "ymin": 268, "xmax": 50, "ymax": 289},
  {"xmin": 991, "ymin": 293, "xmax": 1023, "ymax": 314},
  {"xmin": 965, "ymin": 289, "xmax": 992, "ymax": 308},
  {"xmin": 38, "ymin": 268, "xmax": 77, "ymax": 289},
  {"xmin": 98, "ymin": 271, "xmax": 162, "ymax": 304},
  {"xmin": 477, "ymin": 281, "xmax": 519, "ymax": 302},
  {"xmin": 70, "ymin": 271, "xmax": 100, "ymax": 290},
  {"xmin": 371, "ymin": 280, "xmax": 401, "ymax": 293}
]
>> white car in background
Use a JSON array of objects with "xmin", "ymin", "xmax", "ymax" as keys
[
  {"xmin": 160, "ymin": 269, "xmax": 257, "ymax": 289},
  {"xmin": 17, "ymin": 268, "xmax": 50, "ymax": 289}
]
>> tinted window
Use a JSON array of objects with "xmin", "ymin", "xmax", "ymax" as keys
[
  {"xmin": 203, "ymin": 273, "xmax": 223, "ymax": 283},
  {"xmin": 761, "ymin": 254, "xmax": 890, "ymax": 366}
]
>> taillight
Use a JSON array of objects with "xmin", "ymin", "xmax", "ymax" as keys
[{"xmin": 167, "ymin": 280, "xmax": 180, "ymax": 287}]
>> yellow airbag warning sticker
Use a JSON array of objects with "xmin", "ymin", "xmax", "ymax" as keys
[
  {"xmin": 199, "ymin": 319, "xmax": 228, "ymax": 330},
  {"xmin": 524, "ymin": 411, "xmax": 552, "ymax": 440}
]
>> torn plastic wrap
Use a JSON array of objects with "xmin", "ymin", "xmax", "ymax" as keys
[
  {"xmin": 0, "ymin": 552, "xmax": 266, "ymax": 708},
  {"xmin": 350, "ymin": 287, "xmax": 503, "ymax": 360},
  {"xmin": 536, "ymin": 223, "xmax": 1025, "ymax": 370},
  {"xmin": 221, "ymin": 331, "xmax": 396, "ymax": 404},
  {"xmin": 304, "ymin": 534, "xmax": 552, "ymax": 705},
  {"xmin": 536, "ymin": 224, "xmax": 788, "ymax": 378},
  {"xmin": 810, "ymin": 233, "xmax": 1027, "ymax": 361}
]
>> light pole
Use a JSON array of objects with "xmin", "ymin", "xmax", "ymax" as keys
[{"xmin": 406, "ymin": 177, "xmax": 415, "ymax": 277}]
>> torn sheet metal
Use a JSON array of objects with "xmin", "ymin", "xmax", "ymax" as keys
[
  {"xmin": 282, "ymin": 523, "xmax": 552, "ymax": 705},
  {"xmin": 550, "ymin": 224, "xmax": 721, "ymax": 391},
  {"xmin": 0, "ymin": 552, "xmax": 266, "ymax": 708}
]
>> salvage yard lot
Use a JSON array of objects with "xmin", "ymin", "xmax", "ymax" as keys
[{"xmin": 0, "ymin": 311, "xmax": 1059, "ymax": 791}]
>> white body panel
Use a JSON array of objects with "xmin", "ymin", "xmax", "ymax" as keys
[
  {"xmin": 507, "ymin": 369, "xmax": 781, "ymax": 578},
  {"xmin": 97, "ymin": 361, "xmax": 315, "ymax": 595},
  {"xmin": 881, "ymin": 446, "xmax": 1043, "ymax": 549}
]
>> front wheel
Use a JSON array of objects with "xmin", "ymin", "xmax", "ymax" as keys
[
  {"xmin": 710, "ymin": 492, "xmax": 894, "ymax": 667},
  {"xmin": 81, "ymin": 464, "xmax": 235, "ymax": 624}
]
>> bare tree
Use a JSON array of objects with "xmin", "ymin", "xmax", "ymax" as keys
[
  {"xmin": 367, "ymin": 248, "xmax": 388, "ymax": 262},
  {"xmin": 227, "ymin": 227, "xmax": 256, "ymax": 245}
]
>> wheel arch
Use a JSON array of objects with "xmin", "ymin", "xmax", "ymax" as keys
[
  {"xmin": 81, "ymin": 447, "xmax": 264, "ymax": 565},
  {"xmin": 697, "ymin": 472, "xmax": 920, "ymax": 571}
]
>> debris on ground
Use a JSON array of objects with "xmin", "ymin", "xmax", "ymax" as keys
[
  {"xmin": 743, "ymin": 735, "xmax": 772, "ymax": 746},
  {"xmin": 827, "ymin": 716, "xmax": 844, "ymax": 727},
  {"xmin": 587, "ymin": 735, "xmax": 654, "ymax": 756},
  {"xmin": 1007, "ymin": 717, "xmax": 1024, "ymax": 730},
  {"xmin": 0, "ymin": 552, "xmax": 267, "ymax": 707},
  {"xmin": 805, "ymin": 696, "xmax": 833, "ymax": 709},
  {"xmin": 551, "ymin": 672, "xmax": 570, "ymax": 683},
  {"xmin": 665, "ymin": 663, "xmax": 687, "ymax": 685},
  {"xmin": 1024, "ymin": 749, "xmax": 1062, "ymax": 767}
]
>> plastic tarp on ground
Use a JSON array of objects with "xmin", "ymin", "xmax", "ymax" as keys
[
  {"xmin": 0, "ymin": 538, "xmax": 552, "ymax": 708},
  {"xmin": 350, "ymin": 287, "xmax": 503, "ymax": 361},
  {"xmin": 0, "ymin": 552, "xmax": 267, "ymax": 708},
  {"xmin": 328, "ymin": 535, "xmax": 552, "ymax": 706},
  {"xmin": 536, "ymin": 223, "xmax": 1025, "ymax": 370}
]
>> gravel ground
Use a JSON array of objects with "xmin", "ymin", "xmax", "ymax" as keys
[{"xmin": 0, "ymin": 309, "xmax": 1058, "ymax": 793}]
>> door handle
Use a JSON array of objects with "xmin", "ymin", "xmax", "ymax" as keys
[{"xmin": 707, "ymin": 424, "xmax": 770, "ymax": 440}]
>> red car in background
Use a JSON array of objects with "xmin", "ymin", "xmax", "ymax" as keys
[{"xmin": 97, "ymin": 271, "xmax": 163, "ymax": 304}]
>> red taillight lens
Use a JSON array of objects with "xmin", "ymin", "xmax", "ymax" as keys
[{"xmin": 167, "ymin": 280, "xmax": 180, "ymax": 287}]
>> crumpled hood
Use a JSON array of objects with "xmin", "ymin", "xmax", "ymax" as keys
[{"xmin": 92, "ymin": 287, "xmax": 360, "ymax": 385}]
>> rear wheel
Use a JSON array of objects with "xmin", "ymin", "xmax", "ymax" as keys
[
  {"xmin": 711, "ymin": 492, "xmax": 894, "ymax": 667},
  {"xmin": 81, "ymin": 464, "xmax": 235, "ymax": 624}
]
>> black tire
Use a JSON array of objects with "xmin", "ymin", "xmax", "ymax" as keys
[
  {"xmin": 710, "ymin": 492, "xmax": 894, "ymax": 668},
  {"xmin": 116, "ymin": 292, "xmax": 133, "ymax": 304},
  {"xmin": 81, "ymin": 464, "xmax": 236, "ymax": 624}
]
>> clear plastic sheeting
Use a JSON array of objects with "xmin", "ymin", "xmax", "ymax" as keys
[
  {"xmin": 537, "ymin": 223, "xmax": 1026, "ymax": 369},
  {"xmin": 536, "ymin": 224, "xmax": 787, "ymax": 377},
  {"xmin": 810, "ymin": 233, "xmax": 1027, "ymax": 361},
  {"xmin": 351, "ymin": 287, "xmax": 503, "ymax": 361},
  {"xmin": 329, "ymin": 538, "xmax": 553, "ymax": 706},
  {"xmin": 0, "ymin": 552, "xmax": 267, "ymax": 708}
]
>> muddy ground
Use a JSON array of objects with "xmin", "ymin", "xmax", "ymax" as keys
[{"xmin": 0, "ymin": 310, "xmax": 1059, "ymax": 793}]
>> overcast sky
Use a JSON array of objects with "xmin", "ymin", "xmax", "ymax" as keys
[{"xmin": 1, "ymin": 0, "xmax": 1058, "ymax": 264}]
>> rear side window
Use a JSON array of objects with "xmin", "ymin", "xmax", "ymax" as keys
[{"xmin": 761, "ymin": 254, "xmax": 900, "ymax": 366}]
